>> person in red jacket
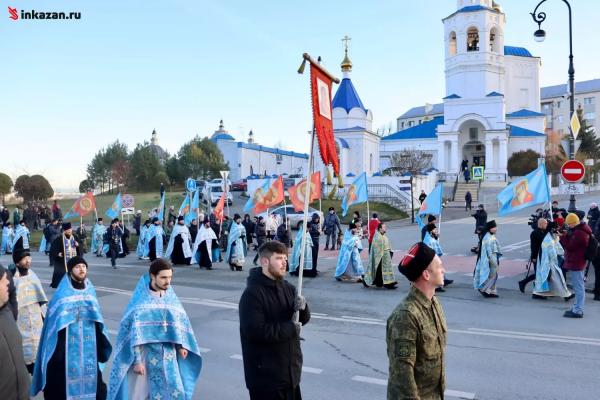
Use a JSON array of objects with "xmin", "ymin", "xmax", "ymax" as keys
[
  {"xmin": 559, "ymin": 213, "xmax": 591, "ymax": 318},
  {"xmin": 368, "ymin": 213, "xmax": 380, "ymax": 252}
]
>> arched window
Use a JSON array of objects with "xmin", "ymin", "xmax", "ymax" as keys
[
  {"xmin": 467, "ymin": 27, "xmax": 479, "ymax": 52},
  {"xmin": 448, "ymin": 31, "xmax": 457, "ymax": 56},
  {"xmin": 489, "ymin": 27, "xmax": 500, "ymax": 53}
]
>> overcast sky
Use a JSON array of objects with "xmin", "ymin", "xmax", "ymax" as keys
[{"xmin": 2, "ymin": 0, "xmax": 599, "ymax": 191}]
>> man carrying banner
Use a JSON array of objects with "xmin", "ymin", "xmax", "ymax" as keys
[
  {"xmin": 49, "ymin": 222, "xmax": 81, "ymax": 288},
  {"xmin": 225, "ymin": 214, "xmax": 247, "ymax": 271},
  {"xmin": 107, "ymin": 259, "xmax": 202, "ymax": 400},
  {"xmin": 32, "ymin": 256, "xmax": 112, "ymax": 399},
  {"xmin": 165, "ymin": 216, "xmax": 193, "ymax": 265},
  {"xmin": 474, "ymin": 220, "xmax": 502, "ymax": 298}
]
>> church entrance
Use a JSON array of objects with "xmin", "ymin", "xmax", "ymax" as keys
[{"xmin": 462, "ymin": 141, "xmax": 485, "ymax": 168}]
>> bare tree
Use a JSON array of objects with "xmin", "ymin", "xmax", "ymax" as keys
[{"xmin": 387, "ymin": 149, "xmax": 432, "ymax": 176}]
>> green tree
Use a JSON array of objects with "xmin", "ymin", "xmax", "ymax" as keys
[
  {"xmin": 0, "ymin": 172, "xmax": 13, "ymax": 204},
  {"xmin": 14, "ymin": 174, "xmax": 54, "ymax": 201},
  {"xmin": 165, "ymin": 156, "xmax": 185, "ymax": 186},
  {"xmin": 128, "ymin": 142, "xmax": 167, "ymax": 190},
  {"xmin": 85, "ymin": 141, "xmax": 129, "ymax": 193},
  {"xmin": 507, "ymin": 150, "xmax": 541, "ymax": 177},
  {"xmin": 177, "ymin": 136, "xmax": 228, "ymax": 180},
  {"xmin": 576, "ymin": 104, "xmax": 600, "ymax": 160},
  {"xmin": 79, "ymin": 179, "xmax": 95, "ymax": 193}
]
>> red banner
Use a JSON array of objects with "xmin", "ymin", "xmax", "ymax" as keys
[
  {"xmin": 254, "ymin": 176, "xmax": 284, "ymax": 214},
  {"xmin": 288, "ymin": 172, "xmax": 321, "ymax": 212},
  {"xmin": 73, "ymin": 192, "xmax": 96, "ymax": 217},
  {"xmin": 310, "ymin": 63, "xmax": 339, "ymax": 174},
  {"xmin": 213, "ymin": 192, "xmax": 226, "ymax": 223}
]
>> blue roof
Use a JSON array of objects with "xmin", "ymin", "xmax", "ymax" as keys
[
  {"xmin": 383, "ymin": 116, "xmax": 443, "ymax": 141},
  {"xmin": 346, "ymin": 173, "xmax": 356, "ymax": 177},
  {"xmin": 541, "ymin": 78, "xmax": 600, "ymax": 99},
  {"xmin": 504, "ymin": 46, "xmax": 533, "ymax": 57},
  {"xmin": 507, "ymin": 109, "xmax": 546, "ymax": 118},
  {"xmin": 398, "ymin": 103, "xmax": 444, "ymax": 119},
  {"xmin": 486, "ymin": 91, "xmax": 504, "ymax": 97},
  {"xmin": 237, "ymin": 142, "xmax": 309, "ymax": 159},
  {"xmin": 443, "ymin": 94, "xmax": 461, "ymax": 100},
  {"xmin": 332, "ymin": 78, "xmax": 367, "ymax": 113},
  {"xmin": 338, "ymin": 138, "xmax": 350, "ymax": 149},
  {"xmin": 508, "ymin": 125, "xmax": 545, "ymax": 137},
  {"xmin": 211, "ymin": 133, "xmax": 235, "ymax": 141}
]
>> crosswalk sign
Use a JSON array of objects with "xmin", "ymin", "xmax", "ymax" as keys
[{"xmin": 472, "ymin": 166, "xmax": 484, "ymax": 180}]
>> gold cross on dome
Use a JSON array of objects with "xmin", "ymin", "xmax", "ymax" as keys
[{"xmin": 341, "ymin": 35, "xmax": 351, "ymax": 51}]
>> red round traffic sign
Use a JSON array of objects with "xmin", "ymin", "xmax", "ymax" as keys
[{"xmin": 561, "ymin": 160, "xmax": 585, "ymax": 183}]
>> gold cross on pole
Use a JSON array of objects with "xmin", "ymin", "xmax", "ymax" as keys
[{"xmin": 341, "ymin": 35, "xmax": 351, "ymax": 51}]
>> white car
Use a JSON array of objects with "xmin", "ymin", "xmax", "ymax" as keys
[
  {"xmin": 204, "ymin": 184, "xmax": 233, "ymax": 206},
  {"xmin": 209, "ymin": 178, "xmax": 231, "ymax": 190},
  {"xmin": 257, "ymin": 205, "xmax": 323, "ymax": 230}
]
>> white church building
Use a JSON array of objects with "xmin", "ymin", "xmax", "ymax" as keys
[{"xmin": 319, "ymin": 0, "xmax": 547, "ymax": 182}]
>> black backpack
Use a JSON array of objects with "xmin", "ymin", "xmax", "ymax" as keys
[{"xmin": 584, "ymin": 232, "xmax": 598, "ymax": 261}]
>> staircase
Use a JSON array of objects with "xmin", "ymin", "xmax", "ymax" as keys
[{"xmin": 451, "ymin": 182, "xmax": 479, "ymax": 205}]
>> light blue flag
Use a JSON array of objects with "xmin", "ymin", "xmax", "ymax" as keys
[
  {"xmin": 178, "ymin": 193, "xmax": 190, "ymax": 218},
  {"xmin": 157, "ymin": 192, "xmax": 166, "ymax": 222},
  {"xmin": 105, "ymin": 192, "xmax": 122, "ymax": 219},
  {"xmin": 418, "ymin": 183, "xmax": 443, "ymax": 216},
  {"xmin": 244, "ymin": 179, "xmax": 271, "ymax": 213},
  {"xmin": 497, "ymin": 164, "xmax": 550, "ymax": 216},
  {"xmin": 341, "ymin": 172, "xmax": 368, "ymax": 217},
  {"xmin": 186, "ymin": 189, "xmax": 200, "ymax": 224}
]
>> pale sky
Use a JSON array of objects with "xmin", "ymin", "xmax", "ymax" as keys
[{"xmin": 2, "ymin": 0, "xmax": 599, "ymax": 191}]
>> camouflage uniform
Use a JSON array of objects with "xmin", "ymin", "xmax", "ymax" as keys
[{"xmin": 386, "ymin": 286, "xmax": 447, "ymax": 400}]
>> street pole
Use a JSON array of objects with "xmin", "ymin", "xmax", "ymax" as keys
[
  {"xmin": 531, "ymin": 0, "xmax": 576, "ymax": 211},
  {"xmin": 410, "ymin": 175, "xmax": 415, "ymax": 223}
]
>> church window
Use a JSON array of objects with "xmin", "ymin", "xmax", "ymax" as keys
[
  {"xmin": 584, "ymin": 97, "xmax": 595, "ymax": 105},
  {"xmin": 467, "ymin": 27, "xmax": 479, "ymax": 52},
  {"xmin": 418, "ymin": 119, "xmax": 422, "ymax": 125},
  {"xmin": 469, "ymin": 127, "xmax": 478, "ymax": 140},
  {"xmin": 401, "ymin": 121, "xmax": 405, "ymax": 129},
  {"xmin": 408, "ymin": 121, "xmax": 414, "ymax": 127},
  {"xmin": 584, "ymin": 112, "xmax": 596, "ymax": 121},
  {"xmin": 449, "ymin": 31, "xmax": 457, "ymax": 56},
  {"xmin": 489, "ymin": 27, "xmax": 500, "ymax": 53},
  {"xmin": 556, "ymin": 101, "xmax": 562, "ymax": 109}
]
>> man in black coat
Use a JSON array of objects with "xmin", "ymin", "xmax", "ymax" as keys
[
  {"xmin": 252, "ymin": 216, "xmax": 267, "ymax": 265},
  {"xmin": 50, "ymin": 222, "xmax": 81, "ymax": 288},
  {"xmin": 104, "ymin": 218, "xmax": 123, "ymax": 269},
  {"xmin": 239, "ymin": 241, "xmax": 310, "ymax": 400}
]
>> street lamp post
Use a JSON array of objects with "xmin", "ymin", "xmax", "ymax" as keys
[{"xmin": 531, "ymin": 0, "xmax": 577, "ymax": 211}]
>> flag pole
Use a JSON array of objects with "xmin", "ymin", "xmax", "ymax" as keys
[
  {"xmin": 366, "ymin": 200, "xmax": 371, "ymax": 241},
  {"xmin": 437, "ymin": 183, "xmax": 443, "ymax": 236}
]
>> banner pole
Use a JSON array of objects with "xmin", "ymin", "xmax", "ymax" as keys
[
  {"xmin": 437, "ymin": 184, "xmax": 443, "ymax": 237},
  {"xmin": 366, "ymin": 200, "xmax": 370, "ymax": 241}
]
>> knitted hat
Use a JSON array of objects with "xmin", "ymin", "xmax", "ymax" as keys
[
  {"xmin": 565, "ymin": 213, "xmax": 580, "ymax": 226},
  {"xmin": 428, "ymin": 215, "xmax": 437, "ymax": 223},
  {"xmin": 12, "ymin": 250, "xmax": 30, "ymax": 265},
  {"xmin": 67, "ymin": 256, "xmax": 88, "ymax": 273},
  {"xmin": 398, "ymin": 242, "xmax": 436, "ymax": 282},
  {"xmin": 485, "ymin": 220, "xmax": 497, "ymax": 231}
]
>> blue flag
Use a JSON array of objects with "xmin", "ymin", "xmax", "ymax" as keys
[
  {"xmin": 178, "ymin": 193, "xmax": 190, "ymax": 218},
  {"xmin": 419, "ymin": 183, "xmax": 443, "ymax": 216},
  {"xmin": 105, "ymin": 192, "xmax": 122, "ymax": 219},
  {"xmin": 157, "ymin": 192, "xmax": 166, "ymax": 222},
  {"xmin": 497, "ymin": 164, "xmax": 550, "ymax": 216},
  {"xmin": 186, "ymin": 189, "xmax": 200, "ymax": 224},
  {"xmin": 341, "ymin": 172, "xmax": 368, "ymax": 217}
]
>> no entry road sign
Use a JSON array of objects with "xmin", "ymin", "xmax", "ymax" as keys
[{"xmin": 561, "ymin": 160, "xmax": 585, "ymax": 183}]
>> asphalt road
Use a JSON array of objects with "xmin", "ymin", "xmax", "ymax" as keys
[{"xmin": 7, "ymin": 192, "xmax": 600, "ymax": 400}]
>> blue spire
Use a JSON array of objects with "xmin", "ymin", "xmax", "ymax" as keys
[{"xmin": 332, "ymin": 78, "xmax": 366, "ymax": 113}]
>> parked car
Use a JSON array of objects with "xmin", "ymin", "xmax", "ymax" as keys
[
  {"xmin": 204, "ymin": 183, "xmax": 233, "ymax": 206},
  {"xmin": 257, "ymin": 205, "xmax": 323, "ymax": 230},
  {"xmin": 231, "ymin": 179, "xmax": 247, "ymax": 191},
  {"xmin": 209, "ymin": 178, "xmax": 231, "ymax": 190}
]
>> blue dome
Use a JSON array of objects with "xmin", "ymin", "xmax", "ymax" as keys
[{"xmin": 211, "ymin": 133, "xmax": 235, "ymax": 141}]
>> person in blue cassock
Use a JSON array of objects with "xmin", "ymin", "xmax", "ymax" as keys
[
  {"xmin": 31, "ymin": 256, "xmax": 112, "ymax": 399},
  {"xmin": 334, "ymin": 222, "xmax": 365, "ymax": 282},
  {"xmin": 136, "ymin": 219, "xmax": 151, "ymax": 259},
  {"xmin": 165, "ymin": 216, "xmax": 193, "ymax": 265},
  {"xmin": 474, "ymin": 220, "xmax": 502, "ymax": 298},
  {"xmin": 1, "ymin": 221, "xmax": 14, "ymax": 255},
  {"xmin": 91, "ymin": 217, "xmax": 108, "ymax": 257},
  {"xmin": 11, "ymin": 219, "xmax": 30, "ymax": 254},
  {"xmin": 533, "ymin": 221, "xmax": 572, "ymax": 299},
  {"xmin": 288, "ymin": 225, "xmax": 313, "ymax": 276},
  {"xmin": 146, "ymin": 217, "xmax": 165, "ymax": 261},
  {"xmin": 225, "ymin": 214, "xmax": 247, "ymax": 271},
  {"xmin": 108, "ymin": 259, "xmax": 202, "ymax": 400}
]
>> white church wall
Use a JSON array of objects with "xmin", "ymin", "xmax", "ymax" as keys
[
  {"xmin": 504, "ymin": 56, "xmax": 541, "ymax": 113},
  {"xmin": 440, "ymin": 97, "xmax": 506, "ymax": 133},
  {"xmin": 216, "ymin": 140, "xmax": 240, "ymax": 180},
  {"xmin": 333, "ymin": 108, "xmax": 369, "ymax": 130},
  {"xmin": 380, "ymin": 139, "xmax": 439, "ymax": 171}
]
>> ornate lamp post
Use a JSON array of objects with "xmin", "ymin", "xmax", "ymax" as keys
[{"xmin": 531, "ymin": 0, "xmax": 577, "ymax": 211}]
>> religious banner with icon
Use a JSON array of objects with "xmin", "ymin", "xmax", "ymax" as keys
[
  {"xmin": 310, "ymin": 62, "xmax": 339, "ymax": 175},
  {"xmin": 63, "ymin": 192, "xmax": 97, "ymax": 220},
  {"xmin": 288, "ymin": 172, "xmax": 322, "ymax": 212}
]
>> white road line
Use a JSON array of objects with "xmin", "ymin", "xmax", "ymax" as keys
[
  {"xmin": 199, "ymin": 347, "xmax": 211, "ymax": 353},
  {"xmin": 467, "ymin": 328, "xmax": 600, "ymax": 343},
  {"xmin": 107, "ymin": 329, "xmax": 118, "ymax": 335},
  {"xmin": 341, "ymin": 315, "xmax": 385, "ymax": 323},
  {"xmin": 352, "ymin": 376, "xmax": 476, "ymax": 399},
  {"xmin": 230, "ymin": 354, "xmax": 243, "ymax": 360},
  {"xmin": 311, "ymin": 312, "xmax": 328, "ymax": 316},
  {"xmin": 450, "ymin": 329, "xmax": 600, "ymax": 346},
  {"xmin": 302, "ymin": 366, "xmax": 323, "ymax": 374},
  {"xmin": 311, "ymin": 315, "xmax": 385, "ymax": 326}
]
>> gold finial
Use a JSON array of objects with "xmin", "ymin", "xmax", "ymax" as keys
[{"xmin": 341, "ymin": 35, "xmax": 352, "ymax": 72}]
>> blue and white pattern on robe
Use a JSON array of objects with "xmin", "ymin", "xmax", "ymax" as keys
[
  {"xmin": 12, "ymin": 224, "xmax": 30, "ymax": 250},
  {"xmin": 192, "ymin": 224, "xmax": 217, "ymax": 263},
  {"xmin": 423, "ymin": 232, "xmax": 443, "ymax": 257},
  {"xmin": 39, "ymin": 236, "xmax": 47, "ymax": 253},
  {"xmin": 136, "ymin": 225, "xmax": 149, "ymax": 258},
  {"xmin": 107, "ymin": 274, "xmax": 202, "ymax": 400},
  {"xmin": 144, "ymin": 224, "xmax": 165, "ymax": 258},
  {"xmin": 31, "ymin": 275, "xmax": 112, "ymax": 399},
  {"xmin": 289, "ymin": 226, "xmax": 313, "ymax": 273},
  {"xmin": 165, "ymin": 224, "xmax": 193, "ymax": 259},
  {"xmin": 534, "ymin": 233, "xmax": 571, "ymax": 297},
  {"xmin": 1, "ymin": 226, "xmax": 14, "ymax": 254},
  {"xmin": 13, "ymin": 268, "xmax": 48, "ymax": 364},
  {"xmin": 473, "ymin": 232, "xmax": 501, "ymax": 289},
  {"xmin": 91, "ymin": 223, "xmax": 109, "ymax": 254},
  {"xmin": 225, "ymin": 222, "xmax": 247, "ymax": 265},
  {"xmin": 334, "ymin": 230, "xmax": 365, "ymax": 278}
]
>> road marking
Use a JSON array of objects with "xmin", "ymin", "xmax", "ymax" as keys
[
  {"xmin": 467, "ymin": 328, "xmax": 600, "ymax": 343},
  {"xmin": 311, "ymin": 312, "xmax": 328, "ymax": 316},
  {"xmin": 311, "ymin": 315, "xmax": 385, "ymax": 326},
  {"xmin": 230, "ymin": 354, "xmax": 243, "ymax": 360},
  {"xmin": 341, "ymin": 315, "xmax": 385, "ymax": 323},
  {"xmin": 302, "ymin": 366, "xmax": 323, "ymax": 374},
  {"xmin": 352, "ymin": 376, "xmax": 476, "ymax": 399},
  {"xmin": 107, "ymin": 329, "xmax": 118, "ymax": 335},
  {"xmin": 450, "ymin": 328, "xmax": 600, "ymax": 346},
  {"xmin": 199, "ymin": 347, "xmax": 211, "ymax": 353}
]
